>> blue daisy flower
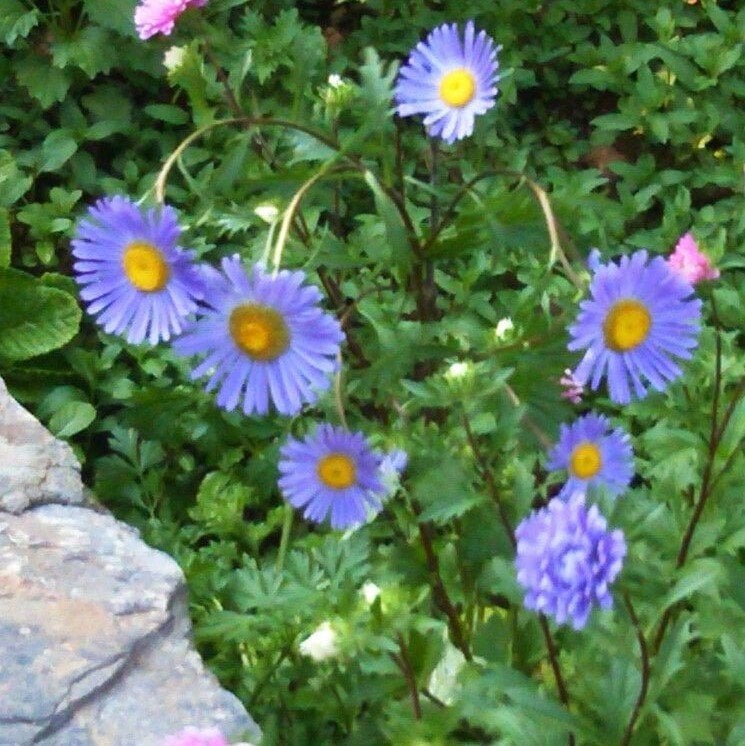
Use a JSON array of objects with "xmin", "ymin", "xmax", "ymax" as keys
[
  {"xmin": 394, "ymin": 21, "xmax": 500, "ymax": 144},
  {"xmin": 547, "ymin": 413, "xmax": 633, "ymax": 500},
  {"xmin": 568, "ymin": 250, "xmax": 702, "ymax": 404},
  {"xmin": 71, "ymin": 196, "xmax": 204, "ymax": 345},
  {"xmin": 278, "ymin": 424, "xmax": 386, "ymax": 529},
  {"xmin": 173, "ymin": 257, "xmax": 344, "ymax": 417},
  {"xmin": 515, "ymin": 492, "xmax": 626, "ymax": 630}
]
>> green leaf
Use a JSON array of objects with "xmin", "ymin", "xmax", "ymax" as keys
[
  {"xmin": 0, "ymin": 1, "xmax": 39, "ymax": 46},
  {"xmin": 0, "ymin": 208, "xmax": 10, "ymax": 267},
  {"xmin": 82, "ymin": 0, "xmax": 138, "ymax": 36},
  {"xmin": 662, "ymin": 558, "xmax": 723, "ymax": 610},
  {"xmin": 39, "ymin": 130, "xmax": 78, "ymax": 173},
  {"xmin": 0, "ymin": 268, "xmax": 81, "ymax": 361},
  {"xmin": 413, "ymin": 458, "xmax": 482, "ymax": 524},
  {"xmin": 15, "ymin": 55, "xmax": 71, "ymax": 109},
  {"xmin": 51, "ymin": 27, "xmax": 117, "ymax": 78},
  {"xmin": 363, "ymin": 170, "xmax": 412, "ymax": 265},
  {"xmin": 143, "ymin": 104, "xmax": 190, "ymax": 125},
  {"xmin": 49, "ymin": 401, "xmax": 96, "ymax": 438}
]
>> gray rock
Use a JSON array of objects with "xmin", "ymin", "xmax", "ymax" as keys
[
  {"xmin": 0, "ymin": 379, "xmax": 260, "ymax": 746},
  {"xmin": 0, "ymin": 378, "xmax": 86, "ymax": 514}
]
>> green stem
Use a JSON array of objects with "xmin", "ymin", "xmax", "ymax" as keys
[{"xmin": 276, "ymin": 503, "xmax": 294, "ymax": 574}]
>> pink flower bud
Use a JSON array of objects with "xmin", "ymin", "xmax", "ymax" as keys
[
  {"xmin": 559, "ymin": 368, "xmax": 584, "ymax": 405},
  {"xmin": 135, "ymin": 0, "xmax": 208, "ymax": 40},
  {"xmin": 667, "ymin": 232, "xmax": 719, "ymax": 285}
]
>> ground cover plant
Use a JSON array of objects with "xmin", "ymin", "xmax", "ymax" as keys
[{"xmin": 2, "ymin": 0, "xmax": 745, "ymax": 743}]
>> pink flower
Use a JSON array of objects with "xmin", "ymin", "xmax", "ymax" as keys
[
  {"xmin": 559, "ymin": 368, "xmax": 584, "ymax": 405},
  {"xmin": 162, "ymin": 727, "xmax": 229, "ymax": 746},
  {"xmin": 668, "ymin": 232, "xmax": 720, "ymax": 285},
  {"xmin": 134, "ymin": 0, "xmax": 208, "ymax": 40}
]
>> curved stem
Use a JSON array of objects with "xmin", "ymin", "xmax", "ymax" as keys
[
  {"xmin": 152, "ymin": 116, "xmax": 420, "ymax": 255},
  {"xmin": 461, "ymin": 412, "xmax": 516, "ymax": 548},
  {"xmin": 392, "ymin": 633, "xmax": 422, "ymax": 720},
  {"xmin": 538, "ymin": 615, "xmax": 575, "ymax": 746},
  {"xmin": 422, "ymin": 168, "xmax": 583, "ymax": 290},
  {"xmin": 271, "ymin": 165, "xmax": 351, "ymax": 273},
  {"xmin": 504, "ymin": 383, "xmax": 554, "ymax": 450},
  {"xmin": 414, "ymin": 513, "xmax": 472, "ymax": 661},
  {"xmin": 620, "ymin": 593, "xmax": 650, "ymax": 746}
]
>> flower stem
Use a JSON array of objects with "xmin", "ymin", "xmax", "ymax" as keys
[
  {"xmin": 619, "ymin": 593, "xmax": 650, "ymax": 746},
  {"xmin": 276, "ymin": 503, "xmax": 294, "ymax": 574}
]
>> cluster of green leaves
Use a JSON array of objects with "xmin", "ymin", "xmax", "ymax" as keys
[{"xmin": 2, "ymin": 0, "xmax": 745, "ymax": 744}]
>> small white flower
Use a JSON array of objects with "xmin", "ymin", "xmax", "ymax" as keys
[
  {"xmin": 445, "ymin": 361, "xmax": 470, "ymax": 380},
  {"xmin": 495, "ymin": 317, "xmax": 514, "ymax": 341},
  {"xmin": 361, "ymin": 581, "xmax": 382, "ymax": 605},
  {"xmin": 299, "ymin": 621, "xmax": 339, "ymax": 662},
  {"xmin": 253, "ymin": 203, "xmax": 280, "ymax": 224},
  {"xmin": 328, "ymin": 74, "xmax": 344, "ymax": 89},
  {"xmin": 163, "ymin": 46, "xmax": 186, "ymax": 73}
]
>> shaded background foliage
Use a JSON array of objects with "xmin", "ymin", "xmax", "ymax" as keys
[{"xmin": 2, "ymin": 0, "xmax": 745, "ymax": 743}]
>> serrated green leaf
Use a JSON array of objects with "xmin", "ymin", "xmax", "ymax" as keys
[
  {"xmin": 51, "ymin": 27, "xmax": 116, "ymax": 78},
  {"xmin": 82, "ymin": 0, "xmax": 138, "ymax": 36},
  {"xmin": 15, "ymin": 55, "xmax": 71, "ymax": 109},
  {"xmin": 414, "ymin": 459, "xmax": 482, "ymax": 523},
  {"xmin": 0, "ymin": 1, "xmax": 39, "ymax": 46},
  {"xmin": 0, "ymin": 268, "xmax": 81, "ymax": 361}
]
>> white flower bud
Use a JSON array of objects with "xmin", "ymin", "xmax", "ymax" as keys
[
  {"xmin": 299, "ymin": 621, "xmax": 338, "ymax": 662},
  {"xmin": 361, "ymin": 581, "xmax": 381, "ymax": 605},
  {"xmin": 445, "ymin": 361, "xmax": 470, "ymax": 380},
  {"xmin": 495, "ymin": 317, "xmax": 514, "ymax": 341},
  {"xmin": 163, "ymin": 46, "xmax": 187, "ymax": 73},
  {"xmin": 253, "ymin": 203, "xmax": 280, "ymax": 224}
]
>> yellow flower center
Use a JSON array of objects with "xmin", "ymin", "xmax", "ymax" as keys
[
  {"xmin": 439, "ymin": 68, "xmax": 477, "ymax": 108},
  {"xmin": 229, "ymin": 304, "xmax": 290, "ymax": 361},
  {"xmin": 317, "ymin": 453, "xmax": 357, "ymax": 489},
  {"xmin": 570, "ymin": 442, "xmax": 603, "ymax": 480},
  {"xmin": 603, "ymin": 299, "xmax": 651, "ymax": 352},
  {"xmin": 122, "ymin": 241, "xmax": 170, "ymax": 292}
]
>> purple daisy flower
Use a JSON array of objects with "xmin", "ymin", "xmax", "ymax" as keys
[
  {"xmin": 515, "ymin": 493, "xmax": 626, "ymax": 630},
  {"xmin": 278, "ymin": 424, "xmax": 386, "ymax": 529},
  {"xmin": 71, "ymin": 196, "xmax": 204, "ymax": 345},
  {"xmin": 568, "ymin": 250, "xmax": 702, "ymax": 404},
  {"xmin": 174, "ymin": 257, "xmax": 343, "ymax": 416},
  {"xmin": 547, "ymin": 413, "xmax": 633, "ymax": 500},
  {"xmin": 394, "ymin": 21, "xmax": 500, "ymax": 144}
]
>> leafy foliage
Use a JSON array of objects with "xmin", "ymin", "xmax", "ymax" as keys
[{"xmin": 2, "ymin": 1, "xmax": 745, "ymax": 744}]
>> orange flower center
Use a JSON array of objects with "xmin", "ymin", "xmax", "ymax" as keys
[
  {"xmin": 317, "ymin": 453, "xmax": 357, "ymax": 489},
  {"xmin": 122, "ymin": 241, "xmax": 170, "ymax": 292},
  {"xmin": 229, "ymin": 304, "xmax": 290, "ymax": 361},
  {"xmin": 603, "ymin": 299, "xmax": 651, "ymax": 352},
  {"xmin": 570, "ymin": 442, "xmax": 602, "ymax": 479}
]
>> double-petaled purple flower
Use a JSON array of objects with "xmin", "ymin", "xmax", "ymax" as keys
[{"xmin": 515, "ymin": 493, "xmax": 626, "ymax": 630}]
